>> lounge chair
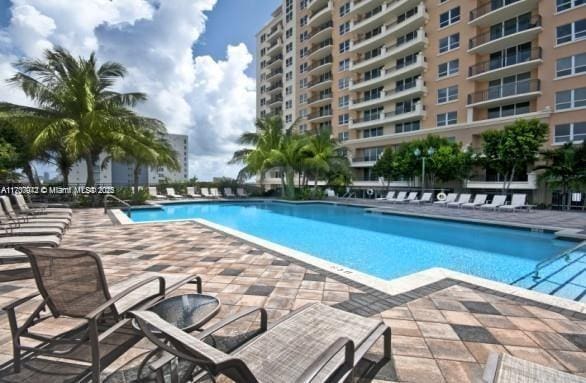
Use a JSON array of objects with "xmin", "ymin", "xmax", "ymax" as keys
[
  {"xmin": 447, "ymin": 193, "xmax": 471, "ymax": 208},
  {"xmin": 185, "ymin": 186, "xmax": 202, "ymax": 198},
  {"xmin": 387, "ymin": 191, "xmax": 407, "ymax": 203},
  {"xmin": 499, "ymin": 194, "xmax": 533, "ymax": 212},
  {"xmin": 461, "ymin": 194, "xmax": 487, "ymax": 209},
  {"xmin": 148, "ymin": 187, "xmax": 166, "ymax": 200},
  {"xmin": 480, "ymin": 195, "xmax": 507, "ymax": 211},
  {"xmin": 376, "ymin": 191, "xmax": 395, "ymax": 201},
  {"xmin": 236, "ymin": 188, "xmax": 249, "ymax": 198},
  {"xmin": 4, "ymin": 247, "xmax": 203, "ymax": 383},
  {"xmin": 132, "ymin": 302, "xmax": 391, "ymax": 383},
  {"xmin": 0, "ymin": 235, "xmax": 61, "ymax": 248},
  {"xmin": 210, "ymin": 188, "xmax": 221, "ymax": 198},
  {"xmin": 165, "ymin": 188, "xmax": 182, "ymax": 199},
  {"xmin": 396, "ymin": 191, "xmax": 418, "ymax": 203},
  {"xmin": 433, "ymin": 193, "xmax": 458, "ymax": 206},
  {"xmin": 1, "ymin": 224, "xmax": 63, "ymax": 237},
  {"xmin": 0, "ymin": 196, "xmax": 70, "ymax": 228},
  {"xmin": 410, "ymin": 192, "xmax": 432, "ymax": 204},
  {"xmin": 325, "ymin": 189, "xmax": 337, "ymax": 198},
  {"xmin": 201, "ymin": 187, "xmax": 213, "ymax": 198},
  {"xmin": 0, "ymin": 248, "xmax": 26, "ymax": 263},
  {"xmin": 482, "ymin": 352, "xmax": 586, "ymax": 383},
  {"xmin": 14, "ymin": 194, "xmax": 72, "ymax": 216},
  {"xmin": 224, "ymin": 188, "xmax": 236, "ymax": 198}
]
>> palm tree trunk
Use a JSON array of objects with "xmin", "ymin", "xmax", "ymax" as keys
[
  {"xmin": 61, "ymin": 167, "xmax": 70, "ymax": 187},
  {"xmin": 314, "ymin": 171, "xmax": 319, "ymax": 190},
  {"xmin": 22, "ymin": 162, "xmax": 36, "ymax": 186},
  {"xmin": 85, "ymin": 154, "xmax": 96, "ymax": 187},
  {"xmin": 286, "ymin": 169, "xmax": 295, "ymax": 198},
  {"xmin": 133, "ymin": 163, "xmax": 141, "ymax": 201}
]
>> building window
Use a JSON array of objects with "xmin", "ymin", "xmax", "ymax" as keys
[
  {"xmin": 339, "ymin": 2, "xmax": 350, "ymax": 17},
  {"xmin": 439, "ymin": 33, "xmax": 459, "ymax": 53},
  {"xmin": 437, "ymin": 85, "xmax": 458, "ymax": 103},
  {"xmin": 556, "ymin": 53, "xmax": 586, "ymax": 77},
  {"xmin": 300, "ymin": 15, "xmax": 308, "ymax": 27},
  {"xmin": 554, "ymin": 122, "xmax": 586, "ymax": 143},
  {"xmin": 285, "ymin": 86, "xmax": 292, "ymax": 95},
  {"xmin": 338, "ymin": 58, "xmax": 350, "ymax": 71},
  {"xmin": 286, "ymin": 43, "xmax": 293, "ymax": 53},
  {"xmin": 487, "ymin": 102, "xmax": 530, "ymax": 118},
  {"xmin": 285, "ymin": 114, "xmax": 292, "ymax": 123},
  {"xmin": 556, "ymin": 19, "xmax": 586, "ymax": 45},
  {"xmin": 300, "ymin": 78, "xmax": 308, "ymax": 88},
  {"xmin": 395, "ymin": 120, "xmax": 420, "ymax": 133},
  {"xmin": 300, "ymin": 31, "xmax": 308, "ymax": 42},
  {"xmin": 439, "ymin": 6, "xmax": 460, "ymax": 28},
  {"xmin": 338, "ymin": 131, "xmax": 349, "ymax": 141},
  {"xmin": 285, "ymin": 100, "xmax": 292, "ymax": 109},
  {"xmin": 363, "ymin": 127, "xmax": 383, "ymax": 138},
  {"xmin": 300, "ymin": 93, "xmax": 308, "ymax": 103},
  {"xmin": 436, "ymin": 111, "xmax": 457, "ymax": 126},
  {"xmin": 339, "ymin": 40, "xmax": 350, "ymax": 53},
  {"xmin": 438, "ymin": 59, "xmax": 459, "ymax": 78},
  {"xmin": 286, "ymin": 57, "xmax": 292, "ymax": 67},
  {"xmin": 299, "ymin": 63, "xmax": 308, "ymax": 73},
  {"xmin": 338, "ymin": 95, "xmax": 349, "ymax": 108},
  {"xmin": 556, "ymin": 87, "xmax": 586, "ymax": 110},
  {"xmin": 286, "ymin": 71, "xmax": 293, "ymax": 81},
  {"xmin": 338, "ymin": 113, "xmax": 349, "ymax": 125},
  {"xmin": 556, "ymin": 0, "xmax": 585, "ymax": 12},
  {"xmin": 338, "ymin": 77, "xmax": 350, "ymax": 90},
  {"xmin": 286, "ymin": 28, "xmax": 293, "ymax": 39},
  {"xmin": 339, "ymin": 22, "xmax": 350, "ymax": 35}
]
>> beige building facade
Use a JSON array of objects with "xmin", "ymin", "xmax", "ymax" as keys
[{"xmin": 256, "ymin": 0, "xmax": 586, "ymax": 189}]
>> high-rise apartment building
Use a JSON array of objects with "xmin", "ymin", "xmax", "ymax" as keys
[{"xmin": 256, "ymin": 0, "xmax": 586, "ymax": 188}]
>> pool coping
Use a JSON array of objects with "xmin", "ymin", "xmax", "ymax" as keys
[{"xmin": 110, "ymin": 206, "xmax": 586, "ymax": 314}]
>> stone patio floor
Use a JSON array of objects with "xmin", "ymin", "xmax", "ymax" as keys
[{"xmin": 0, "ymin": 208, "xmax": 585, "ymax": 382}]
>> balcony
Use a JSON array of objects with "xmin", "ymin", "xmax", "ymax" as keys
[
  {"xmin": 308, "ymin": 21, "xmax": 333, "ymax": 44},
  {"xmin": 308, "ymin": 0, "xmax": 329, "ymax": 13},
  {"xmin": 350, "ymin": 79, "xmax": 425, "ymax": 110},
  {"xmin": 351, "ymin": 157, "xmax": 378, "ymax": 167},
  {"xmin": 351, "ymin": 28, "xmax": 426, "ymax": 71},
  {"xmin": 268, "ymin": 95, "xmax": 283, "ymax": 106},
  {"xmin": 308, "ymin": 94, "xmax": 333, "ymax": 106},
  {"xmin": 266, "ymin": 39, "xmax": 283, "ymax": 56},
  {"xmin": 265, "ymin": 68, "xmax": 283, "ymax": 81},
  {"xmin": 309, "ymin": 1, "xmax": 332, "ymax": 26},
  {"xmin": 467, "ymin": 79, "xmax": 541, "ymax": 107},
  {"xmin": 308, "ymin": 38, "xmax": 333, "ymax": 60},
  {"xmin": 468, "ymin": 47, "xmax": 542, "ymax": 81},
  {"xmin": 350, "ymin": 3, "xmax": 426, "ymax": 52},
  {"xmin": 469, "ymin": 0, "xmax": 539, "ymax": 27},
  {"xmin": 352, "ymin": 0, "xmax": 419, "ymax": 33},
  {"xmin": 266, "ymin": 54, "xmax": 282, "ymax": 69},
  {"xmin": 266, "ymin": 25, "xmax": 281, "ymax": 39},
  {"xmin": 307, "ymin": 110, "xmax": 333, "ymax": 123},
  {"xmin": 351, "ymin": 53, "xmax": 426, "ymax": 91},
  {"xmin": 308, "ymin": 75, "xmax": 333, "ymax": 91},
  {"xmin": 468, "ymin": 15, "xmax": 542, "ymax": 54},
  {"xmin": 350, "ymin": 102, "xmax": 425, "ymax": 129},
  {"xmin": 349, "ymin": 0, "xmax": 385, "ymax": 17},
  {"xmin": 308, "ymin": 56, "xmax": 333, "ymax": 75},
  {"xmin": 466, "ymin": 172, "xmax": 537, "ymax": 190},
  {"xmin": 267, "ymin": 82, "xmax": 283, "ymax": 94}
]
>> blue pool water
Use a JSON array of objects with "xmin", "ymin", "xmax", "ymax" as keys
[{"xmin": 130, "ymin": 202, "xmax": 575, "ymax": 283}]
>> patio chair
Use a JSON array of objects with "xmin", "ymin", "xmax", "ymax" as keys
[
  {"xmin": 479, "ymin": 195, "xmax": 507, "ymax": 211},
  {"xmin": 185, "ymin": 186, "xmax": 202, "ymax": 198},
  {"xmin": 396, "ymin": 191, "xmax": 418, "ymax": 203},
  {"xmin": 0, "ymin": 234, "xmax": 61, "ymax": 248},
  {"xmin": 166, "ymin": 188, "xmax": 182, "ymax": 199},
  {"xmin": 482, "ymin": 352, "xmax": 586, "ymax": 383},
  {"xmin": 236, "ymin": 188, "xmax": 249, "ymax": 198},
  {"xmin": 132, "ymin": 302, "xmax": 391, "ymax": 383},
  {"xmin": 410, "ymin": 192, "xmax": 433, "ymax": 204},
  {"xmin": 210, "ymin": 188, "xmax": 221, "ymax": 198},
  {"xmin": 0, "ymin": 205, "xmax": 67, "ymax": 231},
  {"xmin": 224, "ymin": 188, "xmax": 236, "ymax": 198},
  {"xmin": 498, "ymin": 194, "xmax": 533, "ymax": 212},
  {"xmin": 376, "ymin": 191, "xmax": 395, "ymax": 201},
  {"xmin": 148, "ymin": 187, "xmax": 166, "ymax": 200},
  {"xmin": 0, "ymin": 196, "xmax": 70, "ymax": 228},
  {"xmin": 461, "ymin": 194, "xmax": 487, "ymax": 209},
  {"xmin": 3, "ymin": 247, "xmax": 203, "ymax": 383},
  {"xmin": 387, "ymin": 191, "xmax": 407, "ymax": 203},
  {"xmin": 447, "ymin": 194, "xmax": 471, "ymax": 208},
  {"xmin": 1, "ymin": 223, "xmax": 63, "ymax": 237},
  {"xmin": 0, "ymin": 248, "xmax": 27, "ymax": 263},
  {"xmin": 14, "ymin": 194, "xmax": 72, "ymax": 216},
  {"xmin": 325, "ymin": 189, "xmax": 337, "ymax": 198},
  {"xmin": 433, "ymin": 193, "xmax": 458, "ymax": 206},
  {"xmin": 201, "ymin": 188, "xmax": 212, "ymax": 198}
]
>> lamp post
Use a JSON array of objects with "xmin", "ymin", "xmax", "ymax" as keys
[{"xmin": 414, "ymin": 147, "xmax": 435, "ymax": 194}]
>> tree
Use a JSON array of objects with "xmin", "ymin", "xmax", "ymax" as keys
[
  {"xmin": 480, "ymin": 119, "xmax": 548, "ymax": 192},
  {"xmin": 0, "ymin": 123, "xmax": 41, "ymax": 185},
  {"xmin": 269, "ymin": 133, "xmax": 307, "ymax": 199},
  {"xmin": 372, "ymin": 148, "xmax": 402, "ymax": 190},
  {"xmin": 302, "ymin": 128, "xmax": 340, "ymax": 189},
  {"xmin": 0, "ymin": 47, "xmax": 159, "ymax": 187},
  {"xmin": 535, "ymin": 142, "xmax": 586, "ymax": 209},
  {"xmin": 0, "ymin": 140, "xmax": 19, "ymax": 181}
]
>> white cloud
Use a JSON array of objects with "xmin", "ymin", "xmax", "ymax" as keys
[{"xmin": 0, "ymin": 0, "xmax": 257, "ymax": 180}]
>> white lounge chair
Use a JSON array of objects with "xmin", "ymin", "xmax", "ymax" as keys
[
  {"xmin": 185, "ymin": 187, "xmax": 201, "ymax": 198},
  {"xmin": 0, "ymin": 234, "xmax": 61, "ymax": 248},
  {"xmin": 479, "ymin": 195, "xmax": 507, "ymax": 211},
  {"xmin": 236, "ymin": 188, "xmax": 249, "ymax": 198},
  {"xmin": 499, "ymin": 194, "xmax": 533, "ymax": 212},
  {"xmin": 461, "ymin": 194, "xmax": 487, "ymax": 209},
  {"xmin": 433, "ymin": 193, "xmax": 458, "ymax": 206},
  {"xmin": 0, "ymin": 197, "xmax": 70, "ymax": 227},
  {"xmin": 387, "ymin": 191, "xmax": 407, "ymax": 203},
  {"xmin": 396, "ymin": 191, "xmax": 418, "ymax": 203},
  {"xmin": 210, "ymin": 188, "xmax": 221, "ymax": 198},
  {"xmin": 165, "ymin": 188, "xmax": 182, "ymax": 199},
  {"xmin": 447, "ymin": 193, "xmax": 471, "ymax": 208},
  {"xmin": 410, "ymin": 192, "xmax": 432, "ymax": 204},
  {"xmin": 148, "ymin": 187, "xmax": 165, "ymax": 200},
  {"xmin": 0, "ymin": 248, "xmax": 27, "ymax": 263},
  {"xmin": 376, "ymin": 191, "xmax": 395, "ymax": 201},
  {"xmin": 325, "ymin": 189, "xmax": 337, "ymax": 198},
  {"xmin": 14, "ymin": 194, "xmax": 72, "ymax": 216},
  {"xmin": 1, "ymin": 224, "xmax": 63, "ymax": 237},
  {"xmin": 223, "ymin": 188, "xmax": 236, "ymax": 198},
  {"xmin": 200, "ymin": 188, "xmax": 212, "ymax": 198}
]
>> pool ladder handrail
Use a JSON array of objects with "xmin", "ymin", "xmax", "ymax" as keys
[
  {"xmin": 532, "ymin": 241, "xmax": 586, "ymax": 280},
  {"xmin": 104, "ymin": 194, "xmax": 132, "ymax": 218}
]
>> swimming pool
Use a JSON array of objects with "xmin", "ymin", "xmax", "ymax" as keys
[{"xmin": 130, "ymin": 202, "xmax": 574, "ymax": 283}]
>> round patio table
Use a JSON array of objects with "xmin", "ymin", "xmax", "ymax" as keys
[{"xmin": 134, "ymin": 293, "xmax": 221, "ymax": 380}]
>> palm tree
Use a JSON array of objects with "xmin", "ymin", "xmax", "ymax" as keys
[
  {"xmin": 303, "ymin": 129, "xmax": 340, "ymax": 189},
  {"xmin": 0, "ymin": 47, "xmax": 158, "ymax": 187},
  {"xmin": 269, "ymin": 133, "xmax": 308, "ymax": 198}
]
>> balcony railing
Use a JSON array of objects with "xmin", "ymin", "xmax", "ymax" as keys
[
  {"xmin": 267, "ymin": 55, "xmax": 283, "ymax": 65},
  {"xmin": 468, "ymin": 47, "xmax": 541, "ymax": 77},
  {"xmin": 352, "ymin": 157, "xmax": 378, "ymax": 163},
  {"xmin": 307, "ymin": 111, "xmax": 333, "ymax": 119},
  {"xmin": 308, "ymin": 93, "xmax": 332, "ymax": 103},
  {"xmin": 308, "ymin": 75, "xmax": 333, "ymax": 87},
  {"xmin": 308, "ymin": 21, "xmax": 333, "ymax": 39},
  {"xmin": 352, "ymin": 105, "xmax": 419, "ymax": 124},
  {"xmin": 309, "ymin": 2, "xmax": 330, "ymax": 21},
  {"xmin": 467, "ymin": 79, "xmax": 540, "ymax": 104},
  {"xmin": 268, "ymin": 95, "xmax": 283, "ymax": 104},
  {"xmin": 353, "ymin": 6, "xmax": 421, "ymax": 45},
  {"xmin": 308, "ymin": 38, "xmax": 333, "ymax": 54},
  {"xmin": 308, "ymin": 56, "xmax": 333, "ymax": 71},
  {"xmin": 266, "ymin": 69, "xmax": 283, "ymax": 80},
  {"xmin": 470, "ymin": 0, "xmax": 521, "ymax": 22},
  {"xmin": 268, "ymin": 82, "xmax": 283, "ymax": 92},
  {"xmin": 469, "ymin": 15, "xmax": 541, "ymax": 50}
]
